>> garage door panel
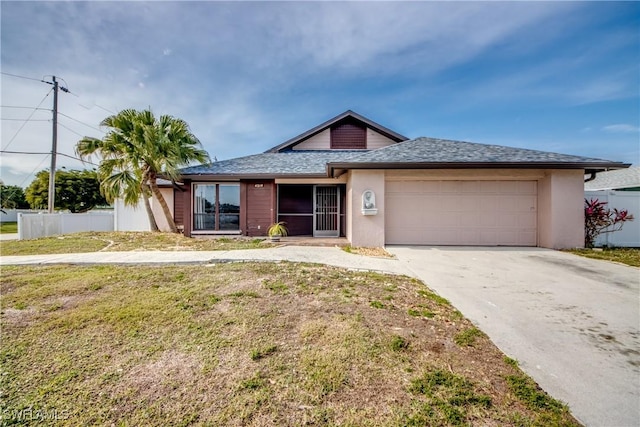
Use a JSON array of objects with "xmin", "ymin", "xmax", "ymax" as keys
[
  {"xmin": 517, "ymin": 181, "xmax": 537, "ymax": 194},
  {"xmin": 441, "ymin": 181, "xmax": 462, "ymax": 193},
  {"xmin": 479, "ymin": 181, "xmax": 501, "ymax": 193},
  {"xmin": 460, "ymin": 181, "xmax": 479, "ymax": 193},
  {"xmin": 385, "ymin": 180, "xmax": 537, "ymax": 246},
  {"xmin": 421, "ymin": 181, "xmax": 441, "ymax": 193},
  {"xmin": 519, "ymin": 212, "xmax": 537, "ymax": 228}
]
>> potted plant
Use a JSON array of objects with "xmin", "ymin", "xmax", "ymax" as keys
[{"xmin": 267, "ymin": 221, "xmax": 288, "ymax": 242}]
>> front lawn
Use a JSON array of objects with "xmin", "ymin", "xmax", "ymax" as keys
[
  {"xmin": 0, "ymin": 222, "xmax": 18, "ymax": 234},
  {"xmin": 0, "ymin": 231, "xmax": 270, "ymax": 256},
  {"xmin": 568, "ymin": 248, "xmax": 640, "ymax": 267},
  {"xmin": 0, "ymin": 263, "xmax": 578, "ymax": 426}
]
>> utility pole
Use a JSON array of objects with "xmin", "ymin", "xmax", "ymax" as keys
[
  {"xmin": 47, "ymin": 76, "xmax": 59, "ymax": 213},
  {"xmin": 43, "ymin": 76, "xmax": 69, "ymax": 213}
]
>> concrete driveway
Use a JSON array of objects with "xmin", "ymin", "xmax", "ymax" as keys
[{"xmin": 387, "ymin": 246, "xmax": 639, "ymax": 427}]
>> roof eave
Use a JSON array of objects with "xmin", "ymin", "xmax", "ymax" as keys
[
  {"xmin": 178, "ymin": 172, "xmax": 331, "ymax": 181},
  {"xmin": 327, "ymin": 161, "xmax": 631, "ymax": 177}
]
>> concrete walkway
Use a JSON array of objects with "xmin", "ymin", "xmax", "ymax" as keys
[{"xmin": 0, "ymin": 246, "xmax": 408, "ymax": 276}]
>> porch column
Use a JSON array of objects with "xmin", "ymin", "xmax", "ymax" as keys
[
  {"xmin": 183, "ymin": 179, "xmax": 192, "ymax": 237},
  {"xmin": 347, "ymin": 169, "xmax": 385, "ymax": 247}
]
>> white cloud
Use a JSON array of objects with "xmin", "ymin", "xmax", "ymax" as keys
[{"xmin": 602, "ymin": 124, "xmax": 640, "ymax": 133}]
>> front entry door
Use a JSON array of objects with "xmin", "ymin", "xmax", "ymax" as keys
[{"xmin": 314, "ymin": 186, "xmax": 339, "ymax": 237}]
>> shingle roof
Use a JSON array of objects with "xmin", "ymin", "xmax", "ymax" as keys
[
  {"xmin": 347, "ymin": 137, "xmax": 620, "ymax": 164},
  {"xmin": 585, "ymin": 167, "xmax": 640, "ymax": 190},
  {"xmin": 180, "ymin": 137, "xmax": 629, "ymax": 178},
  {"xmin": 179, "ymin": 150, "xmax": 362, "ymax": 177}
]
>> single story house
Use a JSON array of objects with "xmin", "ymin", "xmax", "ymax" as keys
[{"xmin": 162, "ymin": 110, "xmax": 628, "ymax": 248}]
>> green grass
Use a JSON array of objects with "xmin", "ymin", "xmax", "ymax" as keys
[
  {"xmin": 0, "ymin": 231, "xmax": 270, "ymax": 256},
  {"xmin": 454, "ymin": 327, "xmax": 484, "ymax": 347},
  {"xmin": 407, "ymin": 369, "xmax": 492, "ymax": 426},
  {"xmin": 0, "ymin": 221, "xmax": 18, "ymax": 233},
  {"xmin": 0, "ymin": 263, "xmax": 580, "ymax": 426},
  {"xmin": 250, "ymin": 344, "xmax": 278, "ymax": 361},
  {"xmin": 567, "ymin": 248, "xmax": 640, "ymax": 267},
  {"xmin": 506, "ymin": 374, "xmax": 565, "ymax": 412}
]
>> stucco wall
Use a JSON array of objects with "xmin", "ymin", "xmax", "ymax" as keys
[
  {"xmin": 538, "ymin": 170, "xmax": 585, "ymax": 248},
  {"xmin": 346, "ymin": 170, "xmax": 386, "ymax": 247},
  {"xmin": 152, "ymin": 188, "xmax": 174, "ymax": 232}
]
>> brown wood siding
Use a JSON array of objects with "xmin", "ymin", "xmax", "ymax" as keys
[
  {"xmin": 173, "ymin": 187, "xmax": 184, "ymax": 227},
  {"xmin": 331, "ymin": 120, "xmax": 366, "ymax": 149},
  {"xmin": 182, "ymin": 180, "xmax": 192, "ymax": 237},
  {"xmin": 244, "ymin": 180, "xmax": 275, "ymax": 237}
]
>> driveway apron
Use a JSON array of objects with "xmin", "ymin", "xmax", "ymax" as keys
[{"xmin": 387, "ymin": 246, "xmax": 640, "ymax": 427}]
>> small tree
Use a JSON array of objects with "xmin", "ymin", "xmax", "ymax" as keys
[
  {"xmin": 25, "ymin": 169, "xmax": 108, "ymax": 213},
  {"xmin": 0, "ymin": 185, "xmax": 29, "ymax": 209},
  {"xmin": 584, "ymin": 198, "xmax": 634, "ymax": 248}
]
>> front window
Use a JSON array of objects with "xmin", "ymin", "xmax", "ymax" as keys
[{"xmin": 193, "ymin": 183, "xmax": 240, "ymax": 231}]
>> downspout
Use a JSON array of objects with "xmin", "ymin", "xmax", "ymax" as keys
[{"xmin": 584, "ymin": 171, "xmax": 597, "ymax": 182}]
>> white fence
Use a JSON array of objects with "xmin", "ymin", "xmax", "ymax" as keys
[
  {"xmin": 585, "ymin": 190, "xmax": 640, "ymax": 247},
  {"xmin": 0, "ymin": 209, "xmax": 45, "ymax": 223},
  {"xmin": 114, "ymin": 198, "xmax": 152, "ymax": 231},
  {"xmin": 18, "ymin": 212, "xmax": 114, "ymax": 240}
]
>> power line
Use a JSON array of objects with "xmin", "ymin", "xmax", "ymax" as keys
[
  {"xmin": 0, "ymin": 71, "xmax": 46, "ymax": 83},
  {"xmin": 2, "ymin": 150, "xmax": 52, "ymax": 155},
  {"xmin": 1, "ymin": 88, "xmax": 54, "ymax": 151},
  {"xmin": 57, "ymin": 121, "xmax": 85, "ymax": 137},
  {"xmin": 1, "ymin": 118, "xmax": 50, "ymax": 122},
  {"xmin": 59, "ymin": 152, "xmax": 99, "ymax": 167},
  {"xmin": 1, "ymin": 105, "xmax": 52, "ymax": 112},
  {"xmin": 1, "ymin": 150, "xmax": 100, "ymax": 167},
  {"xmin": 57, "ymin": 112, "xmax": 105, "ymax": 133}
]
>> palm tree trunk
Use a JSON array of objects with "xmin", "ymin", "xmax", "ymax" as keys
[
  {"xmin": 142, "ymin": 184, "xmax": 159, "ymax": 232},
  {"xmin": 148, "ymin": 175, "xmax": 178, "ymax": 233}
]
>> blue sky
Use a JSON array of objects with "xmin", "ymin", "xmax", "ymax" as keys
[{"xmin": 1, "ymin": 1, "xmax": 638, "ymax": 187}]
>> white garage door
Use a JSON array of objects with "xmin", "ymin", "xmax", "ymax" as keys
[{"xmin": 385, "ymin": 180, "xmax": 537, "ymax": 246}]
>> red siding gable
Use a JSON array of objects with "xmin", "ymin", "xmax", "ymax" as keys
[{"xmin": 330, "ymin": 120, "xmax": 366, "ymax": 149}]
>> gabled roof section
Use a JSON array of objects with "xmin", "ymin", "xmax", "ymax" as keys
[
  {"xmin": 585, "ymin": 166, "xmax": 640, "ymax": 191},
  {"xmin": 265, "ymin": 110, "xmax": 409, "ymax": 153},
  {"xmin": 327, "ymin": 137, "xmax": 630, "ymax": 176}
]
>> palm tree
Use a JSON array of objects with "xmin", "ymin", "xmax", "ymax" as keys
[{"xmin": 76, "ymin": 109, "xmax": 210, "ymax": 232}]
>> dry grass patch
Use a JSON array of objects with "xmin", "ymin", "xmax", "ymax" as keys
[
  {"xmin": 567, "ymin": 247, "xmax": 640, "ymax": 267},
  {"xmin": 0, "ymin": 263, "xmax": 579, "ymax": 426},
  {"xmin": 342, "ymin": 245, "xmax": 395, "ymax": 258},
  {"xmin": 1, "ymin": 231, "xmax": 270, "ymax": 256}
]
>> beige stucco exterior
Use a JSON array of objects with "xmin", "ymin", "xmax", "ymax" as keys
[
  {"xmin": 345, "ymin": 168, "xmax": 585, "ymax": 249},
  {"xmin": 537, "ymin": 169, "xmax": 585, "ymax": 248},
  {"xmin": 346, "ymin": 170, "xmax": 386, "ymax": 247},
  {"xmin": 152, "ymin": 187, "xmax": 174, "ymax": 232}
]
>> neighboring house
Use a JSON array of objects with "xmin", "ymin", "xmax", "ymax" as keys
[
  {"xmin": 584, "ymin": 166, "xmax": 640, "ymax": 192},
  {"xmin": 163, "ymin": 110, "xmax": 627, "ymax": 248},
  {"xmin": 585, "ymin": 167, "xmax": 640, "ymax": 247}
]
